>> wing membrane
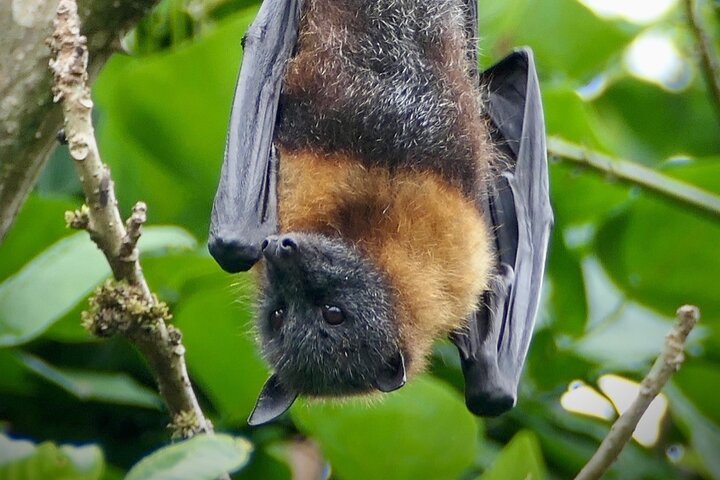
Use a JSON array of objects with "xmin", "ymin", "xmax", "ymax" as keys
[{"xmin": 208, "ymin": 0, "xmax": 303, "ymax": 273}]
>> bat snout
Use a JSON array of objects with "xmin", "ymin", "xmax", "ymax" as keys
[{"xmin": 262, "ymin": 234, "xmax": 299, "ymax": 265}]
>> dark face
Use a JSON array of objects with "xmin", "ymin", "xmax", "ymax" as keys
[{"xmin": 256, "ymin": 233, "xmax": 405, "ymax": 396}]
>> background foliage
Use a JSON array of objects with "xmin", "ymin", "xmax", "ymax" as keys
[{"xmin": 1, "ymin": 0, "xmax": 719, "ymax": 478}]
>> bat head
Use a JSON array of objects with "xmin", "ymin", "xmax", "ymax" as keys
[{"xmin": 248, "ymin": 232, "xmax": 406, "ymax": 425}]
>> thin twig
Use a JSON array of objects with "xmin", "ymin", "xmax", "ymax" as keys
[
  {"xmin": 684, "ymin": 0, "xmax": 720, "ymax": 126},
  {"xmin": 121, "ymin": 201, "xmax": 147, "ymax": 258},
  {"xmin": 548, "ymin": 137, "xmax": 720, "ymax": 219},
  {"xmin": 48, "ymin": 0, "xmax": 224, "ymax": 466},
  {"xmin": 575, "ymin": 305, "xmax": 700, "ymax": 480}
]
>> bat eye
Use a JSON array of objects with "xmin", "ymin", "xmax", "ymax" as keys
[
  {"xmin": 321, "ymin": 305, "xmax": 345, "ymax": 325},
  {"xmin": 269, "ymin": 308, "xmax": 285, "ymax": 330}
]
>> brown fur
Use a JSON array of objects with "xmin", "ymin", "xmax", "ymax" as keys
[{"xmin": 277, "ymin": 148, "xmax": 494, "ymax": 375}]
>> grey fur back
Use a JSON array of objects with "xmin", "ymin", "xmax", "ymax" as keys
[{"xmin": 275, "ymin": 0, "xmax": 492, "ymax": 194}]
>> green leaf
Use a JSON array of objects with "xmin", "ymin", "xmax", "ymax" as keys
[
  {"xmin": 673, "ymin": 363, "xmax": 720, "ymax": 431},
  {"xmin": 478, "ymin": 430, "xmax": 546, "ymax": 480},
  {"xmin": 94, "ymin": 10, "xmax": 257, "ymax": 238},
  {"xmin": 141, "ymin": 252, "xmax": 223, "ymax": 304},
  {"xmin": 44, "ymin": 250, "xmax": 214, "ymax": 344},
  {"xmin": 510, "ymin": 411, "xmax": 594, "ymax": 478},
  {"xmin": 480, "ymin": 0, "xmax": 633, "ymax": 81},
  {"xmin": 549, "ymin": 161, "xmax": 630, "ymax": 227},
  {"xmin": 125, "ymin": 434, "xmax": 252, "ymax": 480},
  {"xmin": 573, "ymin": 302, "xmax": 675, "ymax": 369},
  {"xmin": 543, "ymin": 86, "xmax": 608, "ymax": 151},
  {"xmin": 596, "ymin": 181, "xmax": 720, "ymax": 316},
  {"xmin": 593, "ymin": 79, "xmax": 720, "ymax": 163},
  {"xmin": 236, "ymin": 445, "xmax": 291, "ymax": 480},
  {"xmin": 513, "ymin": 400, "xmax": 677, "ymax": 479},
  {"xmin": 526, "ymin": 330, "xmax": 594, "ymax": 391},
  {"xmin": 15, "ymin": 352, "xmax": 161, "ymax": 409},
  {"xmin": 666, "ymin": 383, "xmax": 720, "ymax": 479},
  {"xmin": 172, "ymin": 275, "xmax": 268, "ymax": 423},
  {"xmin": 0, "ymin": 435, "xmax": 35, "ymax": 466},
  {"xmin": 42, "ymin": 301, "xmax": 96, "ymax": 343},
  {"xmin": 0, "ymin": 227, "xmax": 195, "ymax": 347},
  {"xmin": 545, "ymin": 227, "xmax": 587, "ymax": 337},
  {"xmin": 0, "ymin": 433, "xmax": 104, "ymax": 480},
  {"xmin": 0, "ymin": 349, "xmax": 34, "ymax": 395},
  {"xmin": 292, "ymin": 375, "xmax": 478, "ymax": 480},
  {"xmin": 136, "ymin": 226, "xmax": 197, "ymax": 256},
  {"xmin": 566, "ymin": 257, "xmax": 706, "ymax": 369},
  {"xmin": 0, "ymin": 196, "xmax": 76, "ymax": 283}
]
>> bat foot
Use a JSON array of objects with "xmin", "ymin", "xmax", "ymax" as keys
[
  {"xmin": 208, "ymin": 235, "xmax": 261, "ymax": 272},
  {"xmin": 465, "ymin": 389, "xmax": 516, "ymax": 417}
]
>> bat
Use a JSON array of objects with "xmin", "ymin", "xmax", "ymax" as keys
[{"xmin": 208, "ymin": 0, "xmax": 552, "ymax": 426}]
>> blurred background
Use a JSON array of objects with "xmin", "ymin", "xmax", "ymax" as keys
[{"xmin": 1, "ymin": 0, "xmax": 719, "ymax": 478}]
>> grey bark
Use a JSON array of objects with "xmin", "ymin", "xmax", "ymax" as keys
[{"xmin": 0, "ymin": 0, "xmax": 158, "ymax": 243}]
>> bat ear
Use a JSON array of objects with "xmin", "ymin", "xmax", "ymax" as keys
[
  {"xmin": 374, "ymin": 351, "xmax": 407, "ymax": 393},
  {"xmin": 248, "ymin": 374, "xmax": 298, "ymax": 426}
]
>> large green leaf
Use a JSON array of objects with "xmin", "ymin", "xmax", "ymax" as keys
[
  {"xmin": 0, "ymin": 196, "xmax": 76, "ymax": 283},
  {"xmin": 543, "ymin": 86, "xmax": 609, "ymax": 151},
  {"xmin": 673, "ymin": 363, "xmax": 720, "ymax": 429},
  {"xmin": 136, "ymin": 226, "xmax": 198, "ymax": 256},
  {"xmin": 141, "ymin": 253, "xmax": 223, "ymax": 304},
  {"xmin": 479, "ymin": 0, "xmax": 633, "ymax": 80},
  {"xmin": 172, "ymin": 275, "xmax": 268, "ymax": 424},
  {"xmin": 526, "ymin": 330, "xmax": 594, "ymax": 391},
  {"xmin": 595, "ymin": 166, "xmax": 720, "ymax": 316},
  {"xmin": 15, "ymin": 352, "xmax": 161, "ymax": 409},
  {"xmin": 0, "ymin": 227, "xmax": 195, "ymax": 347},
  {"xmin": 593, "ymin": 79, "xmax": 720, "ymax": 163},
  {"xmin": 0, "ymin": 433, "xmax": 104, "ymax": 480},
  {"xmin": 292, "ymin": 375, "xmax": 478, "ymax": 480},
  {"xmin": 573, "ymin": 302, "xmax": 676, "ymax": 369},
  {"xmin": 125, "ymin": 434, "xmax": 252, "ymax": 480},
  {"xmin": 94, "ymin": 9, "xmax": 257, "ymax": 238},
  {"xmin": 478, "ymin": 430, "xmax": 546, "ymax": 480},
  {"xmin": 545, "ymin": 227, "xmax": 587, "ymax": 337},
  {"xmin": 42, "ymin": 301, "xmax": 96, "ymax": 343},
  {"xmin": 549, "ymin": 162, "xmax": 630, "ymax": 227},
  {"xmin": 0, "ymin": 349, "xmax": 34, "ymax": 395}
]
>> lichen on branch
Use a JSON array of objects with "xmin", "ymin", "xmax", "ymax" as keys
[{"xmin": 82, "ymin": 279, "xmax": 171, "ymax": 337}]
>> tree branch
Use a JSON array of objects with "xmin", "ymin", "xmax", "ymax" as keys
[
  {"xmin": 49, "ymin": 0, "xmax": 222, "ymax": 456},
  {"xmin": 548, "ymin": 137, "xmax": 720, "ymax": 219},
  {"xmin": 575, "ymin": 305, "xmax": 700, "ymax": 480},
  {"xmin": 684, "ymin": 0, "xmax": 720, "ymax": 126},
  {"xmin": 0, "ymin": 0, "xmax": 159, "ymax": 244}
]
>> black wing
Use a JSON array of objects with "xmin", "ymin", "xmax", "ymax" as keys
[
  {"xmin": 450, "ymin": 47, "xmax": 553, "ymax": 416},
  {"xmin": 208, "ymin": 0, "xmax": 302, "ymax": 273}
]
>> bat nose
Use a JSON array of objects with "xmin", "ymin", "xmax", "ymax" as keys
[{"xmin": 262, "ymin": 235, "xmax": 298, "ymax": 263}]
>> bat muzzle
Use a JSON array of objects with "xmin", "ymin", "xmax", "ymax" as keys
[{"xmin": 262, "ymin": 235, "xmax": 298, "ymax": 266}]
